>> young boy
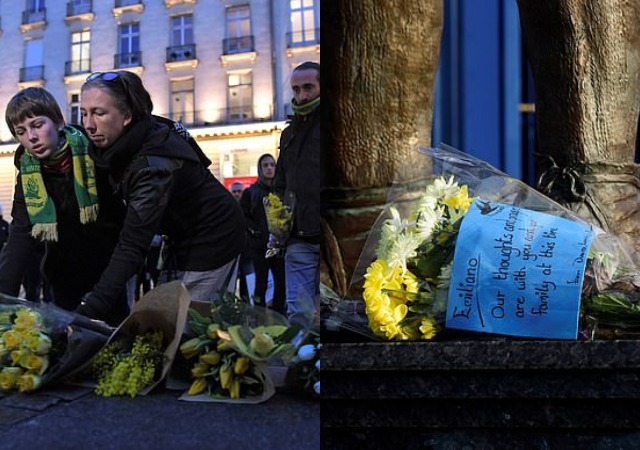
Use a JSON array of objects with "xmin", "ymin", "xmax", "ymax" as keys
[{"xmin": 0, "ymin": 87, "xmax": 128, "ymax": 325}]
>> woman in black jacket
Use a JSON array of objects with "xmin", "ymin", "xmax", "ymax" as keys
[
  {"xmin": 0, "ymin": 87, "xmax": 128, "ymax": 324},
  {"xmin": 77, "ymin": 71, "xmax": 245, "ymax": 321}
]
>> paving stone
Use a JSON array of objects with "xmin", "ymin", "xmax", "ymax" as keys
[
  {"xmin": 40, "ymin": 384, "xmax": 93, "ymax": 402},
  {"xmin": 0, "ymin": 405, "xmax": 38, "ymax": 425},
  {"xmin": 0, "ymin": 392, "xmax": 61, "ymax": 411}
]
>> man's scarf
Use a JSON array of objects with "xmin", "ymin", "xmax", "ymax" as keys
[
  {"xmin": 20, "ymin": 126, "xmax": 99, "ymax": 241},
  {"xmin": 291, "ymin": 96, "xmax": 320, "ymax": 116}
]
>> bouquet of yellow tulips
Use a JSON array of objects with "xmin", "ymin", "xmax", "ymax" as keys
[
  {"xmin": 0, "ymin": 294, "xmax": 112, "ymax": 392},
  {"xmin": 177, "ymin": 292, "xmax": 301, "ymax": 403}
]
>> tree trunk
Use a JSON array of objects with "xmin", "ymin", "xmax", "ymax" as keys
[
  {"xmin": 322, "ymin": 0, "xmax": 444, "ymax": 296},
  {"xmin": 517, "ymin": 0, "xmax": 640, "ymax": 262}
]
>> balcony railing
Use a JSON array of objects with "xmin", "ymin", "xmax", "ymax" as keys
[
  {"xmin": 160, "ymin": 106, "xmax": 273, "ymax": 128},
  {"xmin": 22, "ymin": 8, "xmax": 46, "ymax": 25},
  {"xmin": 166, "ymin": 44, "xmax": 196, "ymax": 63},
  {"xmin": 67, "ymin": 0, "xmax": 93, "ymax": 17},
  {"xmin": 286, "ymin": 28, "xmax": 320, "ymax": 48},
  {"xmin": 227, "ymin": 106, "xmax": 254, "ymax": 122},
  {"xmin": 65, "ymin": 59, "xmax": 91, "ymax": 76},
  {"xmin": 115, "ymin": 0, "xmax": 141, "ymax": 6},
  {"xmin": 20, "ymin": 66, "xmax": 45, "ymax": 82},
  {"xmin": 222, "ymin": 36, "xmax": 255, "ymax": 55},
  {"xmin": 115, "ymin": 51, "xmax": 142, "ymax": 68}
]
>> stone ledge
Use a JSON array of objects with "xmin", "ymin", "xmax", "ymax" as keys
[{"xmin": 323, "ymin": 340, "xmax": 640, "ymax": 370}]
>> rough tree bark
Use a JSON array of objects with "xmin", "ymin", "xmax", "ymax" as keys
[
  {"xmin": 517, "ymin": 0, "xmax": 640, "ymax": 262},
  {"xmin": 322, "ymin": 0, "xmax": 444, "ymax": 296}
]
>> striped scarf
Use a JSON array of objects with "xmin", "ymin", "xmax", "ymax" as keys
[
  {"xmin": 20, "ymin": 126, "xmax": 99, "ymax": 242},
  {"xmin": 291, "ymin": 96, "xmax": 320, "ymax": 116}
]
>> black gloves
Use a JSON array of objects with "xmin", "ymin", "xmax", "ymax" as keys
[{"xmin": 76, "ymin": 292, "xmax": 125, "ymax": 327}]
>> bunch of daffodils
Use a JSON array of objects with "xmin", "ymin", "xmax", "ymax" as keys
[
  {"xmin": 363, "ymin": 176, "xmax": 474, "ymax": 341},
  {"xmin": 0, "ymin": 307, "xmax": 53, "ymax": 392}
]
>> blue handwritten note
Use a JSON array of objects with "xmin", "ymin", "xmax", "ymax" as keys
[{"xmin": 445, "ymin": 199, "xmax": 595, "ymax": 339}]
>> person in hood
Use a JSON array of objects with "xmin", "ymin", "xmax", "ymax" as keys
[
  {"xmin": 0, "ymin": 87, "xmax": 128, "ymax": 324},
  {"xmin": 77, "ymin": 71, "xmax": 245, "ymax": 321},
  {"xmin": 240, "ymin": 153, "xmax": 286, "ymax": 314}
]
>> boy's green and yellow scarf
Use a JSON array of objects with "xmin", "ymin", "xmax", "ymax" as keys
[{"xmin": 20, "ymin": 126, "xmax": 99, "ymax": 242}]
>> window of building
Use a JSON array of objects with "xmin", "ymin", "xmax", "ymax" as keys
[
  {"xmin": 170, "ymin": 78, "xmax": 195, "ymax": 126},
  {"xmin": 69, "ymin": 30, "xmax": 90, "ymax": 74},
  {"xmin": 225, "ymin": 4, "xmax": 252, "ymax": 53},
  {"xmin": 289, "ymin": 0, "xmax": 318, "ymax": 46},
  {"xmin": 167, "ymin": 15, "xmax": 195, "ymax": 62},
  {"xmin": 171, "ymin": 14, "xmax": 193, "ymax": 46},
  {"xmin": 21, "ymin": 38, "xmax": 44, "ymax": 81},
  {"xmin": 24, "ymin": 0, "xmax": 46, "ymax": 25},
  {"xmin": 227, "ymin": 71, "xmax": 253, "ymax": 122},
  {"xmin": 28, "ymin": 0, "xmax": 45, "ymax": 13},
  {"xmin": 68, "ymin": 0, "xmax": 92, "ymax": 15},
  {"xmin": 117, "ymin": 23, "xmax": 140, "ymax": 67},
  {"xmin": 116, "ymin": 0, "xmax": 140, "ymax": 6},
  {"xmin": 69, "ymin": 93, "xmax": 82, "ymax": 125}
]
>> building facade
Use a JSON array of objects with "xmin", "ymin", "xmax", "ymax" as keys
[{"xmin": 0, "ymin": 0, "xmax": 320, "ymax": 216}]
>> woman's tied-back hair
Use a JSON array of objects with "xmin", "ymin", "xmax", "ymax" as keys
[
  {"xmin": 5, "ymin": 87, "xmax": 65, "ymax": 138},
  {"xmin": 82, "ymin": 70, "xmax": 153, "ymax": 124}
]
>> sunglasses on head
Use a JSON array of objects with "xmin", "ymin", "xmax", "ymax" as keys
[{"xmin": 86, "ymin": 72, "xmax": 121, "ymax": 82}]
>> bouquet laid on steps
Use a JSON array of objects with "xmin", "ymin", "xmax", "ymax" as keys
[
  {"xmin": 177, "ymin": 292, "xmax": 302, "ymax": 403},
  {"xmin": 0, "ymin": 294, "xmax": 112, "ymax": 392},
  {"xmin": 333, "ymin": 145, "xmax": 640, "ymax": 341},
  {"xmin": 67, "ymin": 281, "xmax": 190, "ymax": 397}
]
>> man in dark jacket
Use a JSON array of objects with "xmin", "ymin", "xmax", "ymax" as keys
[{"xmin": 274, "ymin": 61, "xmax": 321, "ymax": 329}]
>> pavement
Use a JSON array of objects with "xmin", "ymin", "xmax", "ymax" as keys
[{"xmin": 0, "ymin": 383, "xmax": 319, "ymax": 450}]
